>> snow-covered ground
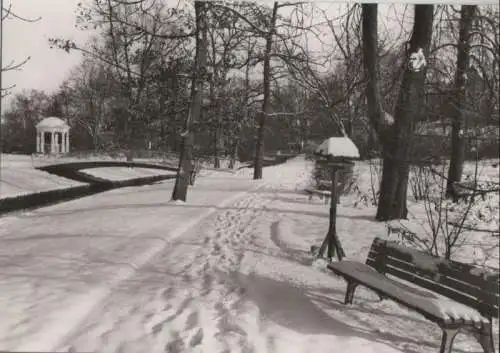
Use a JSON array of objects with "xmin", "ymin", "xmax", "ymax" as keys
[
  {"xmin": 0, "ymin": 155, "xmax": 498, "ymax": 353},
  {"xmin": 0, "ymin": 154, "xmax": 177, "ymax": 199},
  {"xmin": 80, "ymin": 167, "xmax": 177, "ymax": 181},
  {"xmin": 0, "ymin": 154, "xmax": 84, "ymax": 199},
  {"xmin": 352, "ymin": 158, "xmax": 499, "ymax": 267},
  {"xmin": 30, "ymin": 153, "xmax": 179, "ymax": 168}
]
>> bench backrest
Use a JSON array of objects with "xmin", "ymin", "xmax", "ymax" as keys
[{"xmin": 366, "ymin": 237, "xmax": 500, "ymax": 319}]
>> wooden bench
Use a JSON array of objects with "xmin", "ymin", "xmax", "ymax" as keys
[
  {"xmin": 327, "ymin": 237, "xmax": 499, "ymax": 353},
  {"xmin": 304, "ymin": 187, "xmax": 331, "ymax": 204}
]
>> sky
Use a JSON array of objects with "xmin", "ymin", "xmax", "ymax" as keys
[
  {"xmin": 0, "ymin": 0, "xmax": 393, "ymax": 110},
  {"xmin": 1, "ymin": 0, "xmax": 92, "ymax": 110},
  {"xmin": 1, "ymin": 0, "xmax": 496, "ymax": 113}
]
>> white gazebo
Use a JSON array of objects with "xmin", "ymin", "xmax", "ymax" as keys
[{"xmin": 36, "ymin": 117, "xmax": 70, "ymax": 154}]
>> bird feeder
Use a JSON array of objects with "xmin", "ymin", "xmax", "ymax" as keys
[{"xmin": 313, "ymin": 136, "xmax": 360, "ymax": 262}]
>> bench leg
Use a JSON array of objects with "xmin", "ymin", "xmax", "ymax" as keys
[
  {"xmin": 472, "ymin": 324, "xmax": 496, "ymax": 353},
  {"xmin": 344, "ymin": 281, "xmax": 359, "ymax": 305},
  {"xmin": 439, "ymin": 328, "xmax": 459, "ymax": 353}
]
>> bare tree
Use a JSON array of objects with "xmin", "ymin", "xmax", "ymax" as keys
[
  {"xmin": 204, "ymin": 6, "xmax": 252, "ymax": 168},
  {"xmin": 214, "ymin": 1, "xmax": 318, "ymax": 179},
  {"xmin": 61, "ymin": 58, "xmax": 114, "ymax": 151},
  {"xmin": 226, "ymin": 40, "xmax": 259, "ymax": 169},
  {"xmin": 50, "ymin": 0, "xmax": 191, "ymax": 159},
  {"xmin": 172, "ymin": 1, "xmax": 208, "ymax": 201},
  {"xmin": 362, "ymin": 4, "xmax": 435, "ymax": 221},
  {"xmin": 446, "ymin": 5, "xmax": 488, "ymax": 198}
]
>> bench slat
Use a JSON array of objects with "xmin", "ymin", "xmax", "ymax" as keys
[
  {"xmin": 328, "ymin": 261, "xmax": 491, "ymax": 325},
  {"xmin": 366, "ymin": 257, "xmax": 484, "ymax": 310},
  {"xmin": 328, "ymin": 237, "xmax": 498, "ymax": 353},
  {"xmin": 365, "ymin": 238, "xmax": 499, "ymax": 318},
  {"xmin": 367, "ymin": 254, "xmax": 499, "ymax": 311},
  {"xmin": 383, "ymin": 241, "xmax": 498, "ymax": 292}
]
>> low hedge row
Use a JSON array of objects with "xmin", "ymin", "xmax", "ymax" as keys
[{"xmin": 0, "ymin": 174, "xmax": 176, "ymax": 216}]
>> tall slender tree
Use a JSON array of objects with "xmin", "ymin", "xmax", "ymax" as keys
[
  {"xmin": 362, "ymin": 4, "xmax": 434, "ymax": 221},
  {"xmin": 172, "ymin": 1, "xmax": 208, "ymax": 201},
  {"xmin": 446, "ymin": 5, "xmax": 477, "ymax": 198}
]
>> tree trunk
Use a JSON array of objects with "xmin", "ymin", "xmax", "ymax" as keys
[
  {"xmin": 377, "ymin": 5, "xmax": 434, "ymax": 221},
  {"xmin": 253, "ymin": 1, "xmax": 278, "ymax": 180},
  {"xmin": 446, "ymin": 5, "xmax": 476, "ymax": 198},
  {"xmin": 362, "ymin": 4, "xmax": 434, "ymax": 221},
  {"xmin": 172, "ymin": 1, "xmax": 207, "ymax": 201},
  {"xmin": 213, "ymin": 128, "xmax": 220, "ymax": 168},
  {"xmin": 228, "ymin": 137, "xmax": 239, "ymax": 169}
]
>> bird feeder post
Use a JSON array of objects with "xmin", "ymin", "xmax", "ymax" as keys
[
  {"xmin": 316, "ymin": 161, "xmax": 350, "ymax": 262},
  {"xmin": 313, "ymin": 137, "xmax": 359, "ymax": 263}
]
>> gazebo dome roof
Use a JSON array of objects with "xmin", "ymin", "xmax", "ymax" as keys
[{"xmin": 36, "ymin": 117, "xmax": 69, "ymax": 130}]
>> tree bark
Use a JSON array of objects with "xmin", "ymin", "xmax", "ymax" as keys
[
  {"xmin": 172, "ymin": 1, "xmax": 207, "ymax": 201},
  {"xmin": 362, "ymin": 4, "xmax": 434, "ymax": 221},
  {"xmin": 362, "ymin": 5, "xmax": 385, "ymax": 137},
  {"xmin": 253, "ymin": 1, "xmax": 278, "ymax": 180},
  {"xmin": 228, "ymin": 137, "xmax": 240, "ymax": 169},
  {"xmin": 379, "ymin": 5, "xmax": 434, "ymax": 221},
  {"xmin": 446, "ymin": 5, "xmax": 476, "ymax": 198}
]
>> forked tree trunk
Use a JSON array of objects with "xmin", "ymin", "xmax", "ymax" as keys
[
  {"xmin": 172, "ymin": 1, "xmax": 207, "ymax": 201},
  {"xmin": 362, "ymin": 4, "xmax": 434, "ymax": 221},
  {"xmin": 253, "ymin": 1, "xmax": 278, "ymax": 180},
  {"xmin": 446, "ymin": 5, "xmax": 476, "ymax": 198}
]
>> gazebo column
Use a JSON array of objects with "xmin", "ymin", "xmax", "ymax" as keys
[
  {"xmin": 40, "ymin": 131, "xmax": 45, "ymax": 153},
  {"xmin": 36, "ymin": 132, "xmax": 40, "ymax": 153},
  {"xmin": 51, "ymin": 131, "xmax": 56, "ymax": 154},
  {"xmin": 66, "ymin": 132, "xmax": 70, "ymax": 153}
]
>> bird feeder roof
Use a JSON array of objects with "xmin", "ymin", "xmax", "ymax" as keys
[{"xmin": 315, "ymin": 136, "xmax": 360, "ymax": 161}]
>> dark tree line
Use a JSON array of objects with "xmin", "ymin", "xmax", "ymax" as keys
[{"xmin": 2, "ymin": 2, "xmax": 498, "ymax": 211}]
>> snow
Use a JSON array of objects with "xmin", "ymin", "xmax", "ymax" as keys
[
  {"xmin": 0, "ymin": 154, "xmax": 177, "ymax": 200},
  {"xmin": 0, "ymin": 155, "xmax": 497, "ymax": 353},
  {"xmin": 354, "ymin": 157, "xmax": 499, "ymax": 268},
  {"xmin": 409, "ymin": 48, "xmax": 427, "ymax": 72},
  {"xmin": 0, "ymin": 154, "xmax": 84, "ymax": 199},
  {"xmin": 384, "ymin": 111, "xmax": 395, "ymax": 126},
  {"xmin": 80, "ymin": 167, "xmax": 176, "ymax": 181},
  {"xmin": 315, "ymin": 137, "xmax": 360, "ymax": 159},
  {"xmin": 36, "ymin": 117, "xmax": 69, "ymax": 129},
  {"xmin": 328, "ymin": 260, "xmax": 491, "ymax": 324}
]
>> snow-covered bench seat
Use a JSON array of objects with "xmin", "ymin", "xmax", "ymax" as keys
[{"xmin": 327, "ymin": 237, "xmax": 499, "ymax": 353}]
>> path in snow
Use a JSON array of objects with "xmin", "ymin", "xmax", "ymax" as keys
[
  {"xmin": 51, "ymin": 158, "xmax": 405, "ymax": 353},
  {"xmin": 2, "ymin": 156, "xmax": 495, "ymax": 353},
  {"xmin": 0, "ymin": 169, "xmax": 263, "ymax": 351}
]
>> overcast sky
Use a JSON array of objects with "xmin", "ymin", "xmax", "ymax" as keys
[
  {"xmin": 1, "ymin": 0, "xmax": 495, "ymax": 112},
  {"xmin": 0, "ymin": 0, "xmax": 388, "ymax": 106},
  {"xmin": 1, "ymin": 0, "xmax": 93, "ymax": 109}
]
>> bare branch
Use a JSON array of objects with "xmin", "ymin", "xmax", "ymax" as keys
[{"xmin": 2, "ymin": 56, "xmax": 31, "ymax": 72}]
